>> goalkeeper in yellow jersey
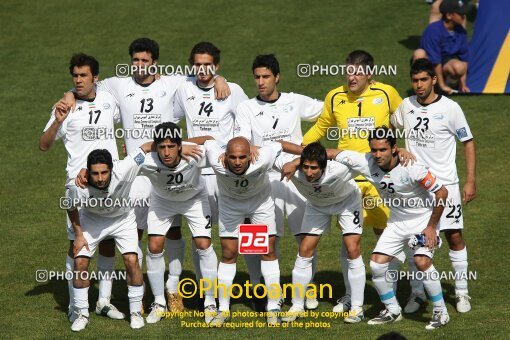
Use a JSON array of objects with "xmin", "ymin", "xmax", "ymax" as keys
[{"xmin": 302, "ymin": 50, "xmax": 403, "ymax": 313}]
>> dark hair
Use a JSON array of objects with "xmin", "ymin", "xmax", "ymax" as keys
[
  {"xmin": 345, "ymin": 50, "xmax": 374, "ymax": 68},
  {"xmin": 368, "ymin": 127, "xmax": 397, "ymax": 148},
  {"xmin": 252, "ymin": 54, "xmax": 280, "ymax": 76},
  {"xmin": 410, "ymin": 58, "xmax": 436, "ymax": 78},
  {"xmin": 188, "ymin": 41, "xmax": 221, "ymax": 65},
  {"xmin": 153, "ymin": 122, "xmax": 182, "ymax": 145},
  {"xmin": 300, "ymin": 142, "xmax": 328, "ymax": 171},
  {"xmin": 69, "ymin": 53, "xmax": 99, "ymax": 76},
  {"xmin": 129, "ymin": 38, "xmax": 159, "ymax": 61},
  {"xmin": 87, "ymin": 149, "xmax": 113, "ymax": 170}
]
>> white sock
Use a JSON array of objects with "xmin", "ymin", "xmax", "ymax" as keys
[
  {"xmin": 165, "ymin": 238, "xmax": 185, "ymax": 293},
  {"xmin": 243, "ymin": 254, "xmax": 262, "ymax": 285},
  {"xmin": 340, "ymin": 246, "xmax": 351, "ymax": 298},
  {"xmin": 405, "ymin": 247, "xmax": 425, "ymax": 295},
  {"xmin": 66, "ymin": 255, "xmax": 74, "ymax": 310},
  {"xmin": 191, "ymin": 242, "xmax": 202, "ymax": 281},
  {"xmin": 137, "ymin": 240, "xmax": 143, "ymax": 270},
  {"xmin": 291, "ymin": 256, "xmax": 312, "ymax": 308},
  {"xmin": 197, "ymin": 245, "xmax": 218, "ymax": 307},
  {"xmin": 370, "ymin": 261, "xmax": 400, "ymax": 314},
  {"xmin": 422, "ymin": 264, "xmax": 447, "ymax": 312},
  {"xmin": 449, "ymin": 247, "xmax": 469, "ymax": 295},
  {"xmin": 73, "ymin": 286, "xmax": 90, "ymax": 316},
  {"xmin": 217, "ymin": 262, "xmax": 236, "ymax": 312},
  {"xmin": 97, "ymin": 254, "xmax": 115, "ymax": 304},
  {"xmin": 146, "ymin": 250, "xmax": 166, "ymax": 306},
  {"xmin": 128, "ymin": 285, "xmax": 144, "ymax": 314},
  {"xmin": 261, "ymin": 259, "xmax": 281, "ymax": 310},
  {"xmin": 389, "ymin": 254, "xmax": 403, "ymax": 293},
  {"xmin": 348, "ymin": 256, "xmax": 365, "ymax": 309}
]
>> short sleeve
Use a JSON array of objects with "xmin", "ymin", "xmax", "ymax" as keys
[
  {"xmin": 390, "ymin": 102, "xmax": 405, "ymax": 129},
  {"xmin": 408, "ymin": 164, "xmax": 443, "ymax": 193},
  {"xmin": 334, "ymin": 150, "xmax": 369, "ymax": 178},
  {"xmin": 449, "ymin": 102, "xmax": 473, "ymax": 142}
]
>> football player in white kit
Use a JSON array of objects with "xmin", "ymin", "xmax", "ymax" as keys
[
  {"xmin": 61, "ymin": 38, "xmax": 230, "ymax": 312},
  {"xmin": 39, "ymin": 54, "xmax": 124, "ymax": 323},
  {"xmin": 277, "ymin": 143, "xmax": 366, "ymax": 323},
  {"xmin": 139, "ymin": 122, "xmax": 219, "ymax": 324},
  {"xmin": 334, "ymin": 127, "xmax": 451, "ymax": 330},
  {"xmin": 391, "ymin": 59, "xmax": 476, "ymax": 314},
  {"xmin": 173, "ymin": 41, "xmax": 248, "ymax": 288},
  {"xmin": 205, "ymin": 137, "xmax": 303, "ymax": 326},
  {"xmin": 235, "ymin": 54, "xmax": 323, "ymax": 309},
  {"xmin": 66, "ymin": 144, "xmax": 153, "ymax": 331}
]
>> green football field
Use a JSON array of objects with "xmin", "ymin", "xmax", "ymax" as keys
[{"xmin": 1, "ymin": 0, "xmax": 509, "ymax": 338}]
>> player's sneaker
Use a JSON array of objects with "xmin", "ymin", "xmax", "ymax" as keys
[
  {"xmin": 267, "ymin": 309, "xmax": 282, "ymax": 325},
  {"xmin": 70, "ymin": 311, "xmax": 89, "ymax": 332},
  {"xmin": 166, "ymin": 291, "xmax": 184, "ymax": 312},
  {"xmin": 367, "ymin": 309, "xmax": 403, "ymax": 325},
  {"xmin": 209, "ymin": 311, "xmax": 231, "ymax": 327},
  {"xmin": 204, "ymin": 305, "xmax": 218, "ymax": 324},
  {"xmin": 456, "ymin": 294, "xmax": 471, "ymax": 313},
  {"xmin": 425, "ymin": 310, "xmax": 450, "ymax": 330},
  {"xmin": 332, "ymin": 296, "xmax": 351, "ymax": 313},
  {"xmin": 404, "ymin": 291, "xmax": 427, "ymax": 314},
  {"xmin": 95, "ymin": 300, "xmax": 125, "ymax": 320},
  {"xmin": 130, "ymin": 312, "xmax": 145, "ymax": 329},
  {"xmin": 344, "ymin": 307, "xmax": 364, "ymax": 324},
  {"xmin": 281, "ymin": 305, "xmax": 306, "ymax": 322},
  {"xmin": 146, "ymin": 302, "xmax": 166, "ymax": 324}
]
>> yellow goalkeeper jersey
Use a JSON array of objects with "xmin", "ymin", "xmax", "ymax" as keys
[{"xmin": 302, "ymin": 81, "xmax": 402, "ymax": 152}]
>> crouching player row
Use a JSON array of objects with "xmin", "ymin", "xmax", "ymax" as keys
[{"xmin": 281, "ymin": 127, "xmax": 450, "ymax": 330}]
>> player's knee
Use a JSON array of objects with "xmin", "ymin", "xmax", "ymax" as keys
[
  {"xmin": 148, "ymin": 237, "xmax": 165, "ymax": 254},
  {"xmin": 452, "ymin": 61, "xmax": 467, "ymax": 76},
  {"xmin": 345, "ymin": 244, "xmax": 361, "ymax": 259},
  {"xmin": 221, "ymin": 249, "xmax": 238, "ymax": 263},
  {"xmin": 445, "ymin": 230, "xmax": 465, "ymax": 249},
  {"xmin": 123, "ymin": 253, "xmax": 139, "ymax": 270},
  {"xmin": 166, "ymin": 227, "xmax": 182, "ymax": 240},
  {"xmin": 298, "ymin": 243, "xmax": 316, "ymax": 258},
  {"xmin": 413, "ymin": 255, "xmax": 432, "ymax": 271},
  {"xmin": 194, "ymin": 237, "xmax": 211, "ymax": 250},
  {"xmin": 74, "ymin": 256, "xmax": 90, "ymax": 272},
  {"xmin": 370, "ymin": 260, "xmax": 388, "ymax": 278}
]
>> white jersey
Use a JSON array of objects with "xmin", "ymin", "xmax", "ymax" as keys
[
  {"xmin": 43, "ymin": 91, "xmax": 120, "ymax": 184},
  {"xmin": 67, "ymin": 149, "xmax": 146, "ymax": 218},
  {"xmin": 391, "ymin": 95, "xmax": 473, "ymax": 184},
  {"xmin": 205, "ymin": 140, "xmax": 282, "ymax": 200},
  {"xmin": 274, "ymin": 157, "xmax": 358, "ymax": 207},
  {"xmin": 97, "ymin": 75, "xmax": 186, "ymax": 153},
  {"xmin": 139, "ymin": 148, "xmax": 207, "ymax": 202},
  {"xmin": 174, "ymin": 77, "xmax": 248, "ymax": 144},
  {"xmin": 235, "ymin": 92, "xmax": 322, "ymax": 161},
  {"xmin": 336, "ymin": 150, "xmax": 443, "ymax": 222}
]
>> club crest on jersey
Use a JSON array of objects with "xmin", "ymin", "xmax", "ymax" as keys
[
  {"xmin": 372, "ymin": 97, "xmax": 383, "ymax": 105},
  {"xmin": 313, "ymin": 186, "xmax": 322, "ymax": 193},
  {"xmin": 103, "ymin": 103, "xmax": 110, "ymax": 110},
  {"xmin": 432, "ymin": 113, "xmax": 444, "ymax": 120}
]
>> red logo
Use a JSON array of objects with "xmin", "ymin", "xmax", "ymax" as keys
[{"xmin": 238, "ymin": 224, "xmax": 269, "ymax": 254}]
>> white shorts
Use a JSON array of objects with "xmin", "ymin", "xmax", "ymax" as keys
[
  {"xmin": 218, "ymin": 189, "xmax": 277, "ymax": 238},
  {"xmin": 300, "ymin": 189, "xmax": 363, "ymax": 236},
  {"xmin": 76, "ymin": 210, "xmax": 138, "ymax": 257},
  {"xmin": 130, "ymin": 176, "xmax": 151, "ymax": 230},
  {"xmin": 373, "ymin": 215, "xmax": 439, "ymax": 259},
  {"xmin": 270, "ymin": 171, "xmax": 306, "ymax": 236},
  {"xmin": 203, "ymin": 174, "xmax": 219, "ymax": 224},
  {"xmin": 147, "ymin": 190, "xmax": 212, "ymax": 238},
  {"xmin": 438, "ymin": 184, "xmax": 464, "ymax": 231}
]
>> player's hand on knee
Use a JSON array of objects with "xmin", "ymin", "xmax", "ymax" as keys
[{"xmin": 73, "ymin": 235, "xmax": 89, "ymax": 257}]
